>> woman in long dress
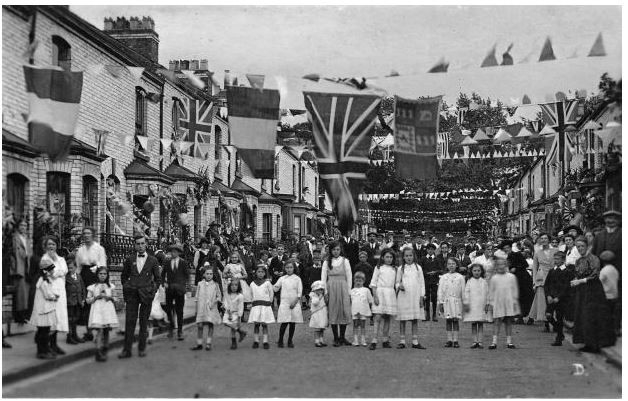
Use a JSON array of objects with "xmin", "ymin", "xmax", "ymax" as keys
[
  {"xmin": 39, "ymin": 235, "xmax": 69, "ymax": 355},
  {"xmin": 527, "ymin": 233, "xmax": 556, "ymax": 329},
  {"xmin": 10, "ymin": 219, "xmax": 31, "ymax": 323},
  {"xmin": 321, "ymin": 241, "xmax": 352, "ymax": 347}
]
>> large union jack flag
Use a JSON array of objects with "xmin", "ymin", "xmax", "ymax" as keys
[
  {"xmin": 177, "ymin": 97, "xmax": 215, "ymax": 157},
  {"xmin": 539, "ymin": 99, "xmax": 579, "ymax": 128},
  {"xmin": 304, "ymin": 92, "xmax": 382, "ymax": 234}
]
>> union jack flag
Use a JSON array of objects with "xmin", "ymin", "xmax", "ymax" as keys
[
  {"xmin": 177, "ymin": 97, "xmax": 215, "ymax": 157},
  {"xmin": 539, "ymin": 99, "xmax": 579, "ymax": 128},
  {"xmin": 304, "ymin": 92, "xmax": 382, "ymax": 234}
]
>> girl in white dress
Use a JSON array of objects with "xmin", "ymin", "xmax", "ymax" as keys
[
  {"xmin": 39, "ymin": 236, "xmax": 68, "ymax": 356},
  {"xmin": 86, "ymin": 267, "xmax": 118, "ymax": 362},
  {"xmin": 248, "ymin": 265, "xmax": 275, "ymax": 349},
  {"xmin": 309, "ymin": 280, "xmax": 328, "ymax": 347},
  {"xmin": 191, "ymin": 267, "xmax": 222, "ymax": 351},
  {"xmin": 223, "ymin": 280, "xmax": 247, "ymax": 350},
  {"xmin": 395, "ymin": 248, "xmax": 426, "ymax": 349},
  {"xmin": 350, "ymin": 272, "xmax": 373, "ymax": 347},
  {"xmin": 463, "ymin": 264, "xmax": 489, "ymax": 349},
  {"xmin": 274, "ymin": 260, "xmax": 303, "ymax": 348},
  {"xmin": 30, "ymin": 264, "xmax": 58, "ymax": 359},
  {"xmin": 369, "ymin": 248, "xmax": 397, "ymax": 350},
  {"xmin": 438, "ymin": 258, "xmax": 465, "ymax": 348},
  {"xmin": 224, "ymin": 251, "xmax": 253, "ymax": 303},
  {"xmin": 488, "ymin": 258, "xmax": 520, "ymax": 349}
]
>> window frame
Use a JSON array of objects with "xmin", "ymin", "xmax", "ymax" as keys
[{"xmin": 52, "ymin": 35, "xmax": 71, "ymax": 71}]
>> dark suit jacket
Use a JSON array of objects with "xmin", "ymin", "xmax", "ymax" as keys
[
  {"xmin": 361, "ymin": 242, "xmax": 381, "ymax": 267},
  {"xmin": 421, "ymin": 255, "xmax": 442, "ymax": 285},
  {"xmin": 65, "ymin": 273, "xmax": 86, "ymax": 306},
  {"xmin": 269, "ymin": 254, "xmax": 288, "ymax": 283},
  {"xmin": 592, "ymin": 228, "xmax": 621, "ymax": 266},
  {"xmin": 340, "ymin": 237, "xmax": 360, "ymax": 268},
  {"xmin": 121, "ymin": 254, "xmax": 162, "ymax": 304},
  {"xmin": 453, "ymin": 254, "xmax": 472, "ymax": 272},
  {"xmin": 162, "ymin": 257, "xmax": 189, "ymax": 295},
  {"xmin": 435, "ymin": 253, "xmax": 451, "ymax": 272},
  {"xmin": 545, "ymin": 266, "xmax": 575, "ymax": 302},
  {"xmin": 238, "ymin": 250, "xmax": 256, "ymax": 278}
]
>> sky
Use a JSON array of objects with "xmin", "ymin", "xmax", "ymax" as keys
[{"xmin": 71, "ymin": 5, "xmax": 622, "ymax": 109}]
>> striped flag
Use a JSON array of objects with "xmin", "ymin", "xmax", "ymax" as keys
[
  {"xmin": 304, "ymin": 91, "xmax": 381, "ymax": 234},
  {"xmin": 24, "ymin": 65, "xmax": 83, "ymax": 161},
  {"xmin": 226, "ymin": 85, "xmax": 280, "ymax": 178}
]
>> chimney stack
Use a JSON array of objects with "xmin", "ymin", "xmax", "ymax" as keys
[{"xmin": 103, "ymin": 16, "xmax": 159, "ymax": 63}]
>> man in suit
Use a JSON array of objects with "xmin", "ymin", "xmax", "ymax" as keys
[
  {"xmin": 269, "ymin": 244, "xmax": 288, "ymax": 308},
  {"xmin": 119, "ymin": 235, "xmax": 161, "ymax": 359},
  {"xmin": 453, "ymin": 244, "xmax": 472, "ymax": 275},
  {"xmin": 340, "ymin": 233, "xmax": 360, "ymax": 269},
  {"xmin": 592, "ymin": 210, "xmax": 621, "ymax": 272},
  {"xmin": 361, "ymin": 232, "xmax": 380, "ymax": 267},
  {"xmin": 544, "ymin": 251, "xmax": 574, "ymax": 346},
  {"xmin": 413, "ymin": 234, "xmax": 427, "ymax": 260},
  {"xmin": 163, "ymin": 244, "xmax": 189, "ymax": 341},
  {"xmin": 435, "ymin": 242, "xmax": 452, "ymax": 270},
  {"xmin": 238, "ymin": 242, "xmax": 256, "ymax": 282},
  {"xmin": 420, "ymin": 243, "xmax": 441, "ymax": 321}
]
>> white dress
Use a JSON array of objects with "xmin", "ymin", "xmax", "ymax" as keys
[
  {"xmin": 87, "ymin": 283, "xmax": 119, "ymax": 328},
  {"xmin": 437, "ymin": 272, "xmax": 465, "ymax": 320},
  {"xmin": 29, "ymin": 278, "xmax": 57, "ymax": 327},
  {"xmin": 395, "ymin": 263, "xmax": 426, "ymax": 321},
  {"xmin": 369, "ymin": 265, "xmax": 397, "ymax": 315},
  {"xmin": 223, "ymin": 292, "xmax": 244, "ymax": 326},
  {"xmin": 274, "ymin": 274, "xmax": 303, "ymax": 323},
  {"xmin": 224, "ymin": 263, "xmax": 253, "ymax": 303},
  {"xmin": 463, "ymin": 277, "xmax": 489, "ymax": 322},
  {"xmin": 248, "ymin": 281, "xmax": 275, "ymax": 324},
  {"xmin": 488, "ymin": 272, "xmax": 520, "ymax": 319},
  {"xmin": 195, "ymin": 280, "xmax": 222, "ymax": 325},
  {"xmin": 350, "ymin": 287, "xmax": 373, "ymax": 319},
  {"xmin": 40, "ymin": 253, "xmax": 69, "ymax": 332},
  {"xmin": 309, "ymin": 292, "xmax": 328, "ymax": 329}
]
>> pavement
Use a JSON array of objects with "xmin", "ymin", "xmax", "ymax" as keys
[{"xmin": 2, "ymin": 312, "xmax": 622, "ymax": 398}]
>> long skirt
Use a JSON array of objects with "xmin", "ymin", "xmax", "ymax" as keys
[
  {"xmin": 327, "ymin": 276, "xmax": 352, "ymax": 325},
  {"xmin": 527, "ymin": 286, "xmax": 547, "ymax": 322},
  {"xmin": 572, "ymin": 279, "xmax": 616, "ymax": 348}
]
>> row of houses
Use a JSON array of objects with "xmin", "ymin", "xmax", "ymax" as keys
[
  {"xmin": 500, "ymin": 100, "xmax": 621, "ymax": 236},
  {"xmin": 2, "ymin": 6, "xmax": 333, "ymax": 266}
]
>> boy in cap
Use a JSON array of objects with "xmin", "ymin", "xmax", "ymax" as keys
[{"xmin": 420, "ymin": 243, "xmax": 440, "ymax": 321}]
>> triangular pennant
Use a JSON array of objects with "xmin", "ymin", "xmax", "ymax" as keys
[
  {"xmin": 136, "ymin": 135, "xmax": 149, "ymax": 151},
  {"xmin": 246, "ymin": 74, "xmax": 265, "ymax": 89},
  {"xmin": 493, "ymin": 128, "xmax": 512, "ymax": 142},
  {"xmin": 583, "ymin": 120, "xmax": 602, "ymax": 130},
  {"xmin": 517, "ymin": 126, "xmax": 533, "ymax": 138},
  {"xmin": 539, "ymin": 37, "xmax": 556, "ymax": 62},
  {"xmin": 501, "ymin": 43, "xmax": 514, "ymax": 65},
  {"xmin": 157, "ymin": 68, "xmax": 178, "ymax": 82},
  {"xmin": 481, "ymin": 44, "xmax": 498, "ymax": 67},
  {"xmin": 160, "ymin": 138, "xmax": 173, "ymax": 149},
  {"xmin": 472, "ymin": 128, "xmax": 490, "ymax": 141},
  {"xmin": 127, "ymin": 66, "xmax": 145, "ymax": 82},
  {"xmin": 428, "ymin": 58, "xmax": 449, "ymax": 73},
  {"xmin": 522, "ymin": 94, "xmax": 531, "ymax": 104},
  {"xmin": 539, "ymin": 125, "xmax": 557, "ymax": 136},
  {"xmin": 104, "ymin": 65, "xmax": 125, "ymax": 78},
  {"xmin": 588, "ymin": 32, "xmax": 606, "ymax": 57}
]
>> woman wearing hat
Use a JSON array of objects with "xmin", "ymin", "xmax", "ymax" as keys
[
  {"xmin": 499, "ymin": 240, "xmax": 533, "ymax": 324},
  {"xmin": 39, "ymin": 235, "xmax": 69, "ymax": 355},
  {"xmin": 527, "ymin": 233, "xmax": 556, "ymax": 330}
]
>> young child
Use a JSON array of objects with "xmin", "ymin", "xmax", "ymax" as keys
[
  {"xmin": 463, "ymin": 264, "xmax": 489, "ymax": 349},
  {"xmin": 395, "ymin": 248, "xmax": 426, "ymax": 349},
  {"xmin": 309, "ymin": 280, "xmax": 328, "ymax": 347},
  {"xmin": 350, "ymin": 272, "xmax": 373, "ymax": 346},
  {"xmin": 599, "ymin": 251, "xmax": 620, "ymax": 337},
  {"xmin": 248, "ymin": 265, "xmax": 275, "ymax": 349},
  {"xmin": 148, "ymin": 282, "xmax": 168, "ymax": 345},
  {"xmin": 487, "ymin": 258, "xmax": 520, "ymax": 349},
  {"xmin": 30, "ymin": 263, "xmax": 58, "ymax": 359},
  {"xmin": 224, "ymin": 251, "xmax": 252, "ymax": 304},
  {"xmin": 354, "ymin": 251, "xmax": 374, "ymax": 290},
  {"xmin": 438, "ymin": 258, "xmax": 465, "ymax": 348},
  {"xmin": 223, "ymin": 280, "xmax": 247, "ymax": 350},
  {"xmin": 544, "ymin": 251, "xmax": 574, "ymax": 346},
  {"xmin": 191, "ymin": 267, "xmax": 222, "ymax": 351},
  {"xmin": 86, "ymin": 267, "xmax": 119, "ymax": 362},
  {"xmin": 369, "ymin": 248, "xmax": 397, "ymax": 350},
  {"xmin": 65, "ymin": 256, "xmax": 86, "ymax": 345},
  {"xmin": 273, "ymin": 260, "xmax": 303, "ymax": 348}
]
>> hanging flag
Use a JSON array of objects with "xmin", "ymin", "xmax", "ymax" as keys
[
  {"xmin": 437, "ymin": 132, "xmax": 450, "ymax": 159},
  {"xmin": 160, "ymin": 138, "xmax": 173, "ymax": 149},
  {"xmin": 104, "ymin": 65, "xmax": 125, "ymax": 78},
  {"xmin": 501, "ymin": 43, "xmax": 514, "ymax": 65},
  {"xmin": 126, "ymin": 66, "xmax": 145, "ymax": 82},
  {"xmin": 522, "ymin": 94, "xmax": 531, "ymax": 105},
  {"xmin": 176, "ymin": 97, "xmax": 215, "ymax": 145},
  {"xmin": 23, "ymin": 65, "xmax": 84, "ymax": 161},
  {"xmin": 93, "ymin": 129, "xmax": 109, "ymax": 156},
  {"xmin": 304, "ymin": 91, "xmax": 381, "ymax": 234},
  {"xmin": 21, "ymin": 39, "xmax": 39, "ymax": 61},
  {"xmin": 539, "ymin": 37, "xmax": 556, "ymax": 62},
  {"xmin": 481, "ymin": 45, "xmax": 498, "ymax": 67},
  {"xmin": 227, "ymin": 85, "xmax": 280, "ymax": 178},
  {"xmin": 181, "ymin": 70, "xmax": 206, "ymax": 89},
  {"xmin": 540, "ymin": 100, "xmax": 579, "ymax": 128},
  {"xmin": 136, "ymin": 135, "xmax": 149, "ymax": 151},
  {"xmin": 246, "ymin": 74, "xmax": 265, "ymax": 89},
  {"xmin": 428, "ymin": 58, "xmax": 449, "ymax": 73},
  {"xmin": 457, "ymin": 107, "xmax": 468, "ymax": 125},
  {"xmin": 393, "ymin": 96, "xmax": 442, "ymax": 180},
  {"xmin": 588, "ymin": 33, "xmax": 606, "ymax": 57}
]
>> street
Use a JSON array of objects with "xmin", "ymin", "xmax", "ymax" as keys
[{"xmin": 3, "ymin": 314, "xmax": 621, "ymax": 398}]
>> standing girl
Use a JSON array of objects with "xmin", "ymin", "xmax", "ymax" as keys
[
  {"xmin": 39, "ymin": 236, "xmax": 68, "ymax": 356},
  {"xmin": 29, "ymin": 263, "xmax": 58, "ymax": 359},
  {"xmin": 321, "ymin": 241, "xmax": 352, "ymax": 347},
  {"xmin": 395, "ymin": 248, "xmax": 426, "ymax": 349},
  {"xmin": 223, "ymin": 280, "xmax": 247, "ymax": 349},
  {"xmin": 487, "ymin": 258, "xmax": 520, "ymax": 349},
  {"xmin": 350, "ymin": 272, "xmax": 373, "ymax": 346},
  {"xmin": 224, "ymin": 251, "xmax": 252, "ymax": 304},
  {"xmin": 527, "ymin": 233, "xmax": 556, "ymax": 329},
  {"xmin": 309, "ymin": 280, "xmax": 328, "ymax": 347},
  {"xmin": 248, "ymin": 265, "xmax": 275, "ymax": 349},
  {"xmin": 369, "ymin": 248, "xmax": 397, "ymax": 350},
  {"xmin": 274, "ymin": 260, "xmax": 303, "ymax": 348},
  {"xmin": 191, "ymin": 267, "xmax": 222, "ymax": 351},
  {"xmin": 438, "ymin": 258, "xmax": 465, "ymax": 348},
  {"xmin": 463, "ymin": 264, "xmax": 489, "ymax": 348},
  {"xmin": 86, "ymin": 267, "xmax": 119, "ymax": 361}
]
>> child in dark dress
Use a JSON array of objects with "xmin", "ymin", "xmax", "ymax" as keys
[
  {"xmin": 65, "ymin": 257, "xmax": 86, "ymax": 345},
  {"xmin": 353, "ymin": 251, "xmax": 374, "ymax": 289}
]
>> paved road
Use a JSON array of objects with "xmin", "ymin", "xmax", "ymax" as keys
[{"xmin": 3, "ymin": 314, "xmax": 621, "ymax": 398}]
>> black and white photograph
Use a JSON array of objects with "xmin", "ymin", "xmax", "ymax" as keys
[{"xmin": 0, "ymin": 3, "xmax": 622, "ymax": 398}]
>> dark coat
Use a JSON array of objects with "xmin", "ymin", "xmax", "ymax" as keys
[
  {"xmin": 592, "ymin": 228, "xmax": 622, "ymax": 268},
  {"xmin": 572, "ymin": 277, "xmax": 616, "ymax": 348},
  {"xmin": 162, "ymin": 257, "xmax": 190, "ymax": 296},
  {"xmin": 269, "ymin": 254, "xmax": 288, "ymax": 283},
  {"xmin": 340, "ymin": 237, "xmax": 360, "ymax": 269},
  {"xmin": 545, "ymin": 266, "xmax": 574, "ymax": 302},
  {"xmin": 361, "ymin": 242, "xmax": 381, "ymax": 267},
  {"xmin": 121, "ymin": 254, "xmax": 162, "ymax": 305},
  {"xmin": 507, "ymin": 251, "xmax": 534, "ymax": 316},
  {"xmin": 65, "ymin": 273, "xmax": 86, "ymax": 306},
  {"xmin": 420, "ymin": 255, "xmax": 442, "ymax": 285},
  {"xmin": 238, "ymin": 249, "xmax": 256, "ymax": 279}
]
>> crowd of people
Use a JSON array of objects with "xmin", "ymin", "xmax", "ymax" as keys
[{"xmin": 6, "ymin": 209, "xmax": 621, "ymax": 361}]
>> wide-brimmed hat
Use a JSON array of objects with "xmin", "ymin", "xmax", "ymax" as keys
[
  {"xmin": 310, "ymin": 280, "xmax": 324, "ymax": 292},
  {"xmin": 498, "ymin": 239, "xmax": 513, "ymax": 249},
  {"xmin": 168, "ymin": 244, "xmax": 184, "ymax": 253},
  {"xmin": 602, "ymin": 210, "xmax": 621, "ymax": 218}
]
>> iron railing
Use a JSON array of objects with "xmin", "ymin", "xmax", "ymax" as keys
[{"xmin": 99, "ymin": 233, "xmax": 157, "ymax": 267}]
